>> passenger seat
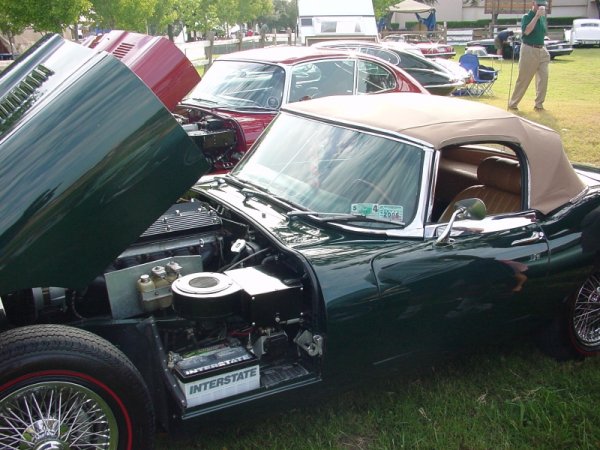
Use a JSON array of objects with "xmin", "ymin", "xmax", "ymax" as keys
[{"xmin": 439, "ymin": 156, "xmax": 521, "ymax": 222}]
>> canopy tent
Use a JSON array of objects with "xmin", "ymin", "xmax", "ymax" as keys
[
  {"xmin": 388, "ymin": 1, "xmax": 436, "ymax": 31},
  {"xmin": 389, "ymin": 0, "xmax": 434, "ymax": 14}
]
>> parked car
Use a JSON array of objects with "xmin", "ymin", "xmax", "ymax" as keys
[
  {"xmin": 175, "ymin": 45, "xmax": 427, "ymax": 172},
  {"xmin": 466, "ymin": 35, "xmax": 573, "ymax": 60},
  {"xmin": 82, "ymin": 30, "xmax": 201, "ymax": 111},
  {"xmin": 544, "ymin": 37, "xmax": 574, "ymax": 58},
  {"xmin": 313, "ymin": 40, "xmax": 465, "ymax": 96},
  {"xmin": 427, "ymin": 56, "xmax": 471, "ymax": 86},
  {"xmin": 383, "ymin": 33, "xmax": 456, "ymax": 59},
  {"xmin": 565, "ymin": 18, "xmax": 600, "ymax": 47},
  {"xmin": 3, "ymin": 34, "xmax": 600, "ymax": 450}
]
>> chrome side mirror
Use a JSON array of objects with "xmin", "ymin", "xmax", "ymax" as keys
[{"xmin": 435, "ymin": 198, "xmax": 487, "ymax": 245}]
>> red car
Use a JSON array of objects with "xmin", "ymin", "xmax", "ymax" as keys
[
  {"xmin": 383, "ymin": 34, "xmax": 456, "ymax": 59},
  {"xmin": 175, "ymin": 45, "xmax": 428, "ymax": 172},
  {"xmin": 83, "ymin": 30, "xmax": 201, "ymax": 111}
]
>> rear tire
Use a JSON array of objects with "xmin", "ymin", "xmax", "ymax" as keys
[
  {"xmin": 0, "ymin": 324, "xmax": 155, "ymax": 450},
  {"xmin": 568, "ymin": 271, "xmax": 600, "ymax": 356}
]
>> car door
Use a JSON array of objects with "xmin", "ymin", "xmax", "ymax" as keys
[{"xmin": 367, "ymin": 213, "xmax": 550, "ymax": 366}]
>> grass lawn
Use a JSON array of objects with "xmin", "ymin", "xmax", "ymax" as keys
[
  {"xmin": 454, "ymin": 47, "xmax": 600, "ymax": 166},
  {"xmin": 159, "ymin": 47, "xmax": 600, "ymax": 450}
]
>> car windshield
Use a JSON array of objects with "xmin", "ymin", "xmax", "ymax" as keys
[
  {"xmin": 232, "ymin": 113, "xmax": 424, "ymax": 227},
  {"xmin": 185, "ymin": 61, "xmax": 285, "ymax": 110}
]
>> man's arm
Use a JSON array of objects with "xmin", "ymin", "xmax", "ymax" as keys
[{"xmin": 524, "ymin": 7, "xmax": 545, "ymax": 35}]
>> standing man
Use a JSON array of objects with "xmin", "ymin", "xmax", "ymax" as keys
[
  {"xmin": 494, "ymin": 29, "xmax": 514, "ymax": 57},
  {"xmin": 508, "ymin": 0, "xmax": 550, "ymax": 112}
]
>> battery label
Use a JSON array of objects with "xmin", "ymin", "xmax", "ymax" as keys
[{"xmin": 181, "ymin": 365, "xmax": 260, "ymax": 407}]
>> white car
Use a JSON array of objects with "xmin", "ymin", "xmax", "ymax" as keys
[{"xmin": 565, "ymin": 18, "xmax": 600, "ymax": 47}]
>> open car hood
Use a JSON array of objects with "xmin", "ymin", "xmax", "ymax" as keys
[
  {"xmin": 82, "ymin": 30, "xmax": 201, "ymax": 111},
  {"xmin": 0, "ymin": 34, "xmax": 210, "ymax": 292}
]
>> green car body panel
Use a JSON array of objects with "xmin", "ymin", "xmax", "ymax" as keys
[{"xmin": 0, "ymin": 35, "xmax": 209, "ymax": 292}]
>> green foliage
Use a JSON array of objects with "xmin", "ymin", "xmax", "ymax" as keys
[
  {"xmin": 259, "ymin": 0, "xmax": 297, "ymax": 31},
  {"xmin": 174, "ymin": 0, "xmax": 220, "ymax": 36},
  {"xmin": 234, "ymin": 0, "xmax": 273, "ymax": 26},
  {"xmin": 0, "ymin": 0, "xmax": 29, "ymax": 37},
  {"xmin": 373, "ymin": 0, "xmax": 399, "ymax": 19},
  {"xmin": 147, "ymin": 0, "xmax": 177, "ymax": 36},
  {"xmin": 171, "ymin": 0, "xmax": 272, "ymax": 38},
  {"xmin": 0, "ymin": 0, "xmax": 89, "ymax": 34},
  {"xmin": 91, "ymin": 0, "xmax": 157, "ymax": 32}
]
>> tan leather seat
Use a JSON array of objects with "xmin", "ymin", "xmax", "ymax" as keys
[{"xmin": 439, "ymin": 156, "xmax": 521, "ymax": 222}]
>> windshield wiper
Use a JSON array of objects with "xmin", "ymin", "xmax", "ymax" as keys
[
  {"xmin": 239, "ymin": 188, "xmax": 304, "ymax": 210},
  {"xmin": 287, "ymin": 210, "xmax": 405, "ymax": 227},
  {"xmin": 235, "ymin": 105, "xmax": 277, "ymax": 112},
  {"xmin": 182, "ymin": 97, "xmax": 219, "ymax": 106},
  {"xmin": 218, "ymin": 175, "xmax": 304, "ymax": 211}
]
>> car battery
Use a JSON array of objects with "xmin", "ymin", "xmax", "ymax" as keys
[{"xmin": 174, "ymin": 345, "xmax": 259, "ymax": 407}]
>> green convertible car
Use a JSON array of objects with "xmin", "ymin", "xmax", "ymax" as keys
[{"xmin": 1, "ymin": 35, "xmax": 600, "ymax": 449}]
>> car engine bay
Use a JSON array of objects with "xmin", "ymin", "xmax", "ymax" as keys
[
  {"xmin": 1, "ymin": 196, "xmax": 322, "ymax": 411},
  {"xmin": 174, "ymin": 105, "xmax": 244, "ymax": 173}
]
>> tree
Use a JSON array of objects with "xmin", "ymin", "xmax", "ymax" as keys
[
  {"xmin": 147, "ymin": 0, "xmax": 177, "ymax": 36},
  {"xmin": 372, "ymin": 0, "xmax": 396, "ymax": 20},
  {"xmin": 28, "ymin": 0, "xmax": 90, "ymax": 33},
  {"xmin": 0, "ymin": 0, "xmax": 28, "ymax": 54},
  {"xmin": 259, "ymin": 0, "xmax": 296, "ymax": 31},
  {"xmin": 174, "ymin": 0, "xmax": 220, "ymax": 39},
  {"xmin": 224, "ymin": 0, "xmax": 272, "ymax": 29},
  {"xmin": 1, "ymin": 0, "xmax": 89, "ymax": 36},
  {"xmin": 91, "ymin": 0, "xmax": 157, "ymax": 32}
]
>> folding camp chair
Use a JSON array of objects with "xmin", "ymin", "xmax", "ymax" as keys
[{"xmin": 455, "ymin": 53, "xmax": 498, "ymax": 97}]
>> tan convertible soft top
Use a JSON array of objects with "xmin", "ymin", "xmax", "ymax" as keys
[{"xmin": 283, "ymin": 93, "xmax": 585, "ymax": 215}]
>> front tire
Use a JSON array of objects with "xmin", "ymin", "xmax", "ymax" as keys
[{"xmin": 0, "ymin": 324, "xmax": 155, "ymax": 450}]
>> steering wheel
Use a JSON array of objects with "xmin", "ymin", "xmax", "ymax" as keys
[{"xmin": 349, "ymin": 178, "xmax": 394, "ymax": 204}]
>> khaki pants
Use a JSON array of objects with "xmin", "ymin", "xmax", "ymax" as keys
[{"xmin": 508, "ymin": 44, "xmax": 550, "ymax": 109}]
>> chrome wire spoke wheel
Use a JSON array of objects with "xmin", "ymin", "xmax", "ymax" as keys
[
  {"xmin": 0, "ymin": 381, "xmax": 118, "ymax": 450},
  {"xmin": 572, "ymin": 271, "xmax": 600, "ymax": 347}
]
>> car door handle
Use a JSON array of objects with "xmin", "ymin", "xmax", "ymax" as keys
[{"xmin": 511, "ymin": 231, "xmax": 545, "ymax": 246}]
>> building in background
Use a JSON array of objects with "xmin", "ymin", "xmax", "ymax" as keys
[{"xmin": 392, "ymin": 0, "xmax": 598, "ymax": 29}]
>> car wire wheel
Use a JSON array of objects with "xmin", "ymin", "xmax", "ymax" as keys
[
  {"xmin": 0, "ymin": 325, "xmax": 155, "ymax": 450},
  {"xmin": 0, "ymin": 379, "xmax": 118, "ymax": 449},
  {"xmin": 571, "ymin": 271, "xmax": 600, "ymax": 349}
]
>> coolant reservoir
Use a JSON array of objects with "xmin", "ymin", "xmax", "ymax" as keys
[
  {"xmin": 138, "ymin": 269, "xmax": 173, "ymax": 312},
  {"xmin": 137, "ymin": 274, "xmax": 155, "ymax": 294},
  {"xmin": 151, "ymin": 265, "xmax": 169, "ymax": 289}
]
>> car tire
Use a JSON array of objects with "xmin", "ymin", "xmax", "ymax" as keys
[
  {"xmin": 0, "ymin": 324, "xmax": 155, "ymax": 450},
  {"xmin": 536, "ymin": 270, "xmax": 600, "ymax": 361},
  {"xmin": 567, "ymin": 270, "xmax": 600, "ymax": 356}
]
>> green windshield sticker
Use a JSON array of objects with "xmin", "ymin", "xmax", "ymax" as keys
[{"xmin": 351, "ymin": 203, "xmax": 404, "ymax": 222}]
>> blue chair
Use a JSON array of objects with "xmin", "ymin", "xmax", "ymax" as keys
[{"xmin": 455, "ymin": 53, "xmax": 498, "ymax": 97}]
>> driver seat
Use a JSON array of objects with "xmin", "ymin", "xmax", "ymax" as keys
[{"xmin": 439, "ymin": 156, "xmax": 521, "ymax": 222}]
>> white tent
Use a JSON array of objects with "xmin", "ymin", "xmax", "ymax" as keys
[
  {"xmin": 388, "ymin": 0, "xmax": 436, "ymax": 30},
  {"xmin": 388, "ymin": 0, "xmax": 435, "ymax": 14}
]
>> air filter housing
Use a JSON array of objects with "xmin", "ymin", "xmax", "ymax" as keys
[{"xmin": 171, "ymin": 272, "xmax": 242, "ymax": 319}]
